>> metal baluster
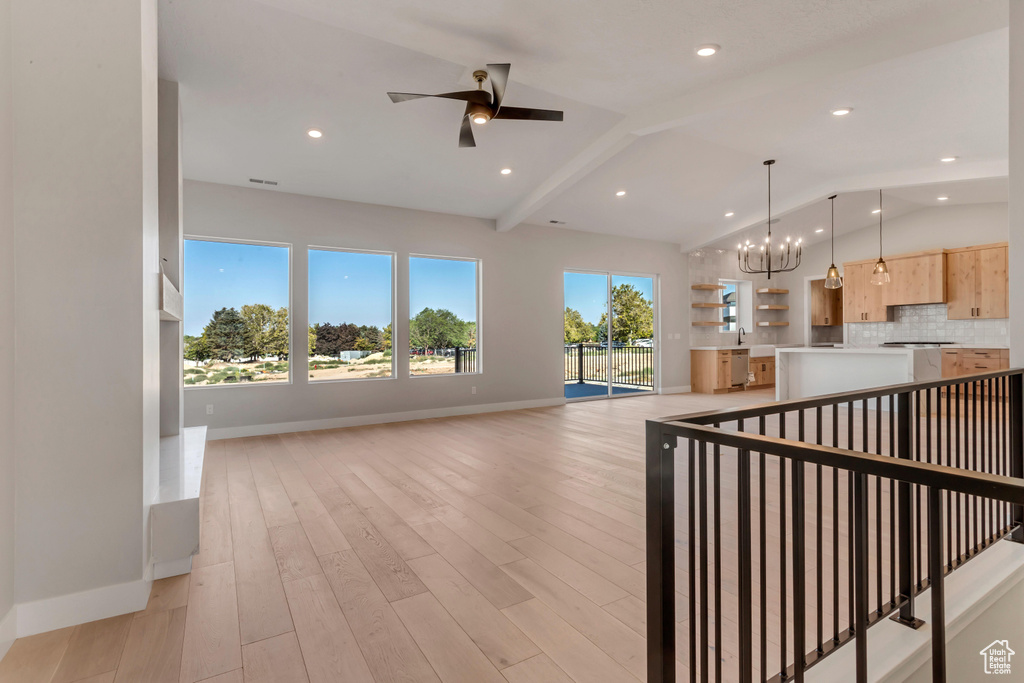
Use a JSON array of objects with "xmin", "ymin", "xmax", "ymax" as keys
[
  {"xmin": 646, "ymin": 422, "xmax": 676, "ymax": 683},
  {"xmin": 759, "ymin": 414, "xmax": 768, "ymax": 682},
  {"xmin": 892, "ymin": 391, "xmax": 922, "ymax": 628},
  {"xmin": 689, "ymin": 440, "xmax": 697, "ymax": 683},
  {"xmin": 699, "ymin": 441, "xmax": 709, "ymax": 683},
  {"xmin": 815, "ymin": 406, "xmax": 824, "ymax": 654},
  {"xmin": 928, "ymin": 487, "xmax": 947, "ymax": 682},
  {"xmin": 854, "ymin": 472, "xmax": 869, "ymax": 683},
  {"xmin": 714, "ymin": 434, "xmax": 722, "ymax": 683},
  {"xmin": 738, "ymin": 443, "xmax": 753, "ymax": 682},
  {"xmin": 1010, "ymin": 374, "xmax": 1023, "ymax": 543},
  {"xmin": 794, "ymin": 412, "xmax": 806, "ymax": 682},
  {"xmin": 779, "ymin": 414, "xmax": 788, "ymax": 679}
]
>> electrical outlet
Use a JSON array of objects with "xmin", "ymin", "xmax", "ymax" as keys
[
  {"xmin": 471, "ymin": 386, "xmax": 477, "ymax": 395},
  {"xmin": 206, "ymin": 404, "xmax": 214, "ymax": 415}
]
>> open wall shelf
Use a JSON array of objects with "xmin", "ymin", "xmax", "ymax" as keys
[
  {"xmin": 756, "ymin": 304, "xmax": 789, "ymax": 311},
  {"xmin": 756, "ymin": 321, "xmax": 790, "ymax": 327},
  {"xmin": 692, "ymin": 303, "xmax": 728, "ymax": 309},
  {"xmin": 692, "ymin": 283, "xmax": 727, "ymax": 291},
  {"xmin": 756, "ymin": 288, "xmax": 789, "ymax": 294},
  {"xmin": 693, "ymin": 321, "xmax": 728, "ymax": 327}
]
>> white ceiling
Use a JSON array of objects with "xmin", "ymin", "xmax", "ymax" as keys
[{"xmin": 158, "ymin": 0, "xmax": 1011, "ymax": 247}]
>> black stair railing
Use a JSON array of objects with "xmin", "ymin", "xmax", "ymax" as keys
[{"xmin": 646, "ymin": 369, "xmax": 1024, "ymax": 683}]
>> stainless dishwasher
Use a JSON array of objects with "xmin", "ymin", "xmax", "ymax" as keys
[{"xmin": 731, "ymin": 349, "xmax": 749, "ymax": 387}]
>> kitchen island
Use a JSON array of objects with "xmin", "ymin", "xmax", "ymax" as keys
[{"xmin": 776, "ymin": 347, "xmax": 941, "ymax": 404}]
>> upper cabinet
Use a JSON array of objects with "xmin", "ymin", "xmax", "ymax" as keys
[
  {"xmin": 842, "ymin": 262, "xmax": 887, "ymax": 322},
  {"xmin": 810, "ymin": 278, "xmax": 842, "ymax": 326},
  {"xmin": 946, "ymin": 243, "xmax": 1008, "ymax": 320},
  {"xmin": 882, "ymin": 251, "xmax": 946, "ymax": 306}
]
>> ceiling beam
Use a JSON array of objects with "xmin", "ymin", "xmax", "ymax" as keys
[{"xmin": 495, "ymin": 1, "xmax": 1008, "ymax": 232}]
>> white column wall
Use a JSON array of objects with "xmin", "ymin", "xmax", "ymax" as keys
[
  {"xmin": 1011, "ymin": 3, "xmax": 1024, "ymax": 368},
  {"xmin": 10, "ymin": 0, "xmax": 160, "ymax": 620},
  {"xmin": 0, "ymin": 0, "xmax": 17, "ymax": 652}
]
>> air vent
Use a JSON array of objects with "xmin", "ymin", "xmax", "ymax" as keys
[
  {"xmin": 248, "ymin": 178, "xmax": 279, "ymax": 186},
  {"xmin": 549, "ymin": 219, "xmax": 567, "ymax": 225}
]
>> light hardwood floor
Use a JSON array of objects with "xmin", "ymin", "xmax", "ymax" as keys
[{"xmin": 0, "ymin": 388, "xmax": 795, "ymax": 683}]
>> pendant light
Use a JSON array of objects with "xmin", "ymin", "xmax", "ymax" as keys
[
  {"xmin": 870, "ymin": 189, "xmax": 890, "ymax": 285},
  {"xmin": 824, "ymin": 194, "xmax": 843, "ymax": 289},
  {"xmin": 736, "ymin": 159, "xmax": 802, "ymax": 279}
]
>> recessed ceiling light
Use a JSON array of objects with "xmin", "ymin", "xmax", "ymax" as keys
[
  {"xmin": 941, "ymin": 156, "xmax": 958, "ymax": 163},
  {"xmin": 871, "ymin": 209, "xmax": 881, "ymax": 214},
  {"xmin": 937, "ymin": 196, "xmax": 949, "ymax": 201},
  {"xmin": 307, "ymin": 129, "xmax": 323, "ymax": 139},
  {"xmin": 724, "ymin": 212, "xmax": 734, "ymax": 217},
  {"xmin": 831, "ymin": 108, "xmax": 853, "ymax": 116},
  {"xmin": 500, "ymin": 168, "xmax": 512, "ymax": 175},
  {"xmin": 696, "ymin": 44, "xmax": 720, "ymax": 57},
  {"xmin": 472, "ymin": 115, "xmax": 489, "ymax": 124},
  {"xmin": 616, "ymin": 190, "xmax": 626, "ymax": 197},
  {"xmin": 815, "ymin": 228, "xmax": 825, "ymax": 233}
]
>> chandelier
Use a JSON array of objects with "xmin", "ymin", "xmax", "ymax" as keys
[{"xmin": 736, "ymin": 159, "xmax": 801, "ymax": 279}]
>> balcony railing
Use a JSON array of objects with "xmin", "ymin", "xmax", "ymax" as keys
[
  {"xmin": 645, "ymin": 370, "xmax": 1024, "ymax": 683},
  {"xmin": 564, "ymin": 342, "xmax": 654, "ymax": 388}
]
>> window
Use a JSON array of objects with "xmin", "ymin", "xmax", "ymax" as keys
[
  {"xmin": 719, "ymin": 279, "xmax": 752, "ymax": 333},
  {"xmin": 721, "ymin": 282, "xmax": 738, "ymax": 332},
  {"xmin": 308, "ymin": 248, "xmax": 394, "ymax": 381},
  {"xmin": 183, "ymin": 239, "xmax": 291, "ymax": 386},
  {"xmin": 409, "ymin": 256, "xmax": 479, "ymax": 376}
]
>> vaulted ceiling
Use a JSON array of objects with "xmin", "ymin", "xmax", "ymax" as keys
[{"xmin": 159, "ymin": 0, "xmax": 1010, "ymax": 249}]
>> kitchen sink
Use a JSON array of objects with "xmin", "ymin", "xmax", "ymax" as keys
[{"xmin": 748, "ymin": 344, "xmax": 775, "ymax": 358}]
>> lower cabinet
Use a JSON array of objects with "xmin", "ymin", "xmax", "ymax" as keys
[
  {"xmin": 748, "ymin": 356, "xmax": 775, "ymax": 388},
  {"xmin": 691, "ymin": 349, "xmax": 750, "ymax": 394}
]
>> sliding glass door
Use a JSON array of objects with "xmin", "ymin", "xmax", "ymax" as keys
[{"xmin": 563, "ymin": 271, "xmax": 656, "ymax": 400}]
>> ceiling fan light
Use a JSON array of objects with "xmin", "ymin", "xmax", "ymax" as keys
[
  {"xmin": 472, "ymin": 114, "xmax": 489, "ymax": 124},
  {"xmin": 870, "ymin": 258, "xmax": 890, "ymax": 286},
  {"xmin": 824, "ymin": 264, "xmax": 843, "ymax": 290}
]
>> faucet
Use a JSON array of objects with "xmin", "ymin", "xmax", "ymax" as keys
[{"xmin": 737, "ymin": 327, "xmax": 746, "ymax": 346}]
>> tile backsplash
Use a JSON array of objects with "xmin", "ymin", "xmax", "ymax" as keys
[{"xmin": 846, "ymin": 303, "xmax": 1010, "ymax": 347}]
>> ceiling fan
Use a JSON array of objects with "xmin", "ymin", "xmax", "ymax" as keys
[{"xmin": 387, "ymin": 63, "xmax": 564, "ymax": 148}]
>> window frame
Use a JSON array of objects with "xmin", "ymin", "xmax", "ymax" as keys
[
  {"xmin": 408, "ymin": 253, "xmax": 483, "ymax": 378},
  {"xmin": 719, "ymin": 278, "xmax": 752, "ymax": 334},
  {"xmin": 182, "ymin": 235, "xmax": 294, "ymax": 390},
  {"xmin": 306, "ymin": 245, "xmax": 398, "ymax": 384}
]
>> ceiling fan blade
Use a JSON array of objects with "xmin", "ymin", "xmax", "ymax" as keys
[
  {"xmin": 387, "ymin": 90, "xmax": 490, "ymax": 104},
  {"xmin": 486, "ymin": 63, "xmax": 510, "ymax": 110},
  {"xmin": 459, "ymin": 114, "xmax": 476, "ymax": 148},
  {"xmin": 493, "ymin": 106, "xmax": 563, "ymax": 122}
]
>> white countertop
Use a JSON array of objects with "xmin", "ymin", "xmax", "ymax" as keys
[
  {"xmin": 691, "ymin": 343, "xmax": 803, "ymax": 351},
  {"xmin": 777, "ymin": 347, "xmax": 927, "ymax": 355}
]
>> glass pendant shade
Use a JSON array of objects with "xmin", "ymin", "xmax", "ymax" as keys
[
  {"xmin": 870, "ymin": 258, "xmax": 890, "ymax": 285},
  {"xmin": 824, "ymin": 264, "xmax": 843, "ymax": 289}
]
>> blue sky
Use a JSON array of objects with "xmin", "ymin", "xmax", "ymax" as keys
[
  {"xmin": 183, "ymin": 240, "xmax": 290, "ymax": 336},
  {"xmin": 309, "ymin": 249, "xmax": 392, "ymax": 328},
  {"xmin": 184, "ymin": 241, "xmax": 478, "ymax": 336},
  {"xmin": 564, "ymin": 273, "xmax": 654, "ymax": 325},
  {"xmin": 409, "ymin": 257, "xmax": 477, "ymax": 322}
]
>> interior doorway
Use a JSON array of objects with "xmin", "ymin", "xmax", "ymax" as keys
[{"xmin": 563, "ymin": 271, "xmax": 656, "ymax": 400}]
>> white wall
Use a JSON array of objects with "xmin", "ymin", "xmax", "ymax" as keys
[
  {"xmin": 1011, "ymin": 3, "xmax": 1024, "ymax": 369},
  {"xmin": 0, "ymin": 0, "xmax": 16, "ymax": 653},
  {"xmin": 777, "ymin": 202, "xmax": 1009, "ymax": 346},
  {"xmin": 10, "ymin": 0, "xmax": 160, "ymax": 623},
  {"xmin": 182, "ymin": 180, "xmax": 691, "ymax": 435}
]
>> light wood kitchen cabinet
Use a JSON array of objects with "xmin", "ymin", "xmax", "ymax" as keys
[
  {"xmin": 940, "ymin": 348, "xmax": 1008, "ymax": 378},
  {"xmin": 748, "ymin": 356, "xmax": 776, "ymax": 388},
  {"xmin": 883, "ymin": 251, "xmax": 946, "ymax": 306},
  {"xmin": 946, "ymin": 243, "xmax": 1008, "ymax": 320},
  {"xmin": 810, "ymin": 279, "xmax": 842, "ymax": 326},
  {"xmin": 691, "ymin": 349, "xmax": 749, "ymax": 394},
  {"xmin": 842, "ymin": 262, "xmax": 887, "ymax": 323}
]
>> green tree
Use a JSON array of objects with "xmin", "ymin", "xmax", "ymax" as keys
[
  {"xmin": 354, "ymin": 336, "xmax": 376, "ymax": 352},
  {"xmin": 599, "ymin": 284, "xmax": 654, "ymax": 343},
  {"xmin": 241, "ymin": 303, "xmax": 275, "ymax": 360},
  {"xmin": 203, "ymin": 308, "xmax": 246, "ymax": 361},
  {"xmin": 409, "ymin": 308, "xmax": 468, "ymax": 350},
  {"xmin": 382, "ymin": 323, "xmax": 393, "ymax": 350},
  {"xmin": 308, "ymin": 325, "xmax": 316, "ymax": 357},
  {"xmin": 267, "ymin": 307, "xmax": 289, "ymax": 360},
  {"xmin": 184, "ymin": 334, "xmax": 212, "ymax": 365},
  {"xmin": 563, "ymin": 307, "xmax": 590, "ymax": 344}
]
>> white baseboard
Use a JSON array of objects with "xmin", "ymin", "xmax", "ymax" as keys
[
  {"xmin": 153, "ymin": 556, "xmax": 193, "ymax": 581},
  {"xmin": 660, "ymin": 385, "xmax": 691, "ymax": 395},
  {"xmin": 0, "ymin": 605, "xmax": 15, "ymax": 662},
  {"xmin": 205, "ymin": 397, "xmax": 566, "ymax": 440},
  {"xmin": 14, "ymin": 578, "xmax": 151, "ymax": 638}
]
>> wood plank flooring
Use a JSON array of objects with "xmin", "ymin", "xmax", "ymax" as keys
[{"xmin": 0, "ymin": 390, "xmax": 774, "ymax": 683}]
